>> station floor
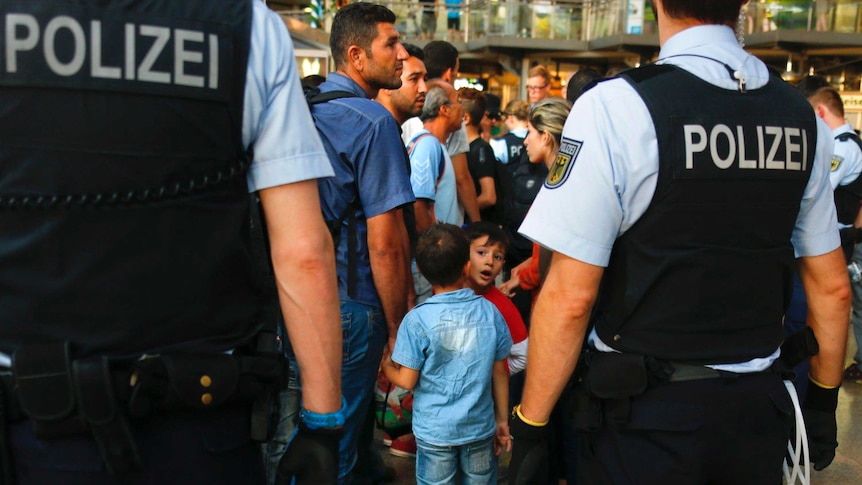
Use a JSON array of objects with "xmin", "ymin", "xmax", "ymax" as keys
[{"xmin": 378, "ymin": 333, "xmax": 862, "ymax": 484}]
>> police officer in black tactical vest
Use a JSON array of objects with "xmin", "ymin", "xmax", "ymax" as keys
[
  {"xmin": 0, "ymin": 1, "xmax": 343, "ymax": 483},
  {"xmin": 507, "ymin": 1, "xmax": 851, "ymax": 483}
]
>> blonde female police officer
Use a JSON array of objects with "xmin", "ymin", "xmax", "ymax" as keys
[{"xmin": 508, "ymin": 1, "xmax": 850, "ymax": 483}]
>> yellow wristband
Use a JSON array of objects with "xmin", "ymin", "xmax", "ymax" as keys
[
  {"xmin": 514, "ymin": 405, "xmax": 549, "ymax": 427},
  {"xmin": 809, "ymin": 374, "xmax": 840, "ymax": 390}
]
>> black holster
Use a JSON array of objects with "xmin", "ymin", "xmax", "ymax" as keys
[
  {"xmin": 7, "ymin": 335, "xmax": 283, "ymax": 475},
  {"xmin": 12, "ymin": 342, "xmax": 141, "ymax": 474},
  {"xmin": 779, "ymin": 326, "xmax": 819, "ymax": 370},
  {"xmin": 571, "ymin": 350, "xmax": 673, "ymax": 430},
  {"xmin": 126, "ymin": 334, "xmax": 283, "ymax": 442}
]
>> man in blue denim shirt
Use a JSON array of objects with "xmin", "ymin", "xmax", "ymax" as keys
[
  {"xmin": 278, "ymin": 3, "xmax": 414, "ymax": 484},
  {"xmin": 382, "ymin": 224, "xmax": 512, "ymax": 484}
]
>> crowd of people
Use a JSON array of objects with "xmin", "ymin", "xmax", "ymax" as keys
[{"xmin": 1, "ymin": 1, "xmax": 859, "ymax": 485}]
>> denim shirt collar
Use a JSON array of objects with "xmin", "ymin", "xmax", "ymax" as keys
[
  {"xmin": 324, "ymin": 72, "xmax": 370, "ymax": 99},
  {"xmin": 423, "ymin": 288, "xmax": 480, "ymax": 305}
]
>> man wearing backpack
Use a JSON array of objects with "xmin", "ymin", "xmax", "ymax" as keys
[{"xmin": 286, "ymin": 4, "xmax": 415, "ymax": 484}]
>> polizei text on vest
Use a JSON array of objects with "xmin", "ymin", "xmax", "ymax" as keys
[{"xmin": 4, "ymin": 14, "xmax": 219, "ymax": 89}]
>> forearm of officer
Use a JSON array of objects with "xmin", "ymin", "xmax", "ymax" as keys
[
  {"xmin": 368, "ymin": 210, "xmax": 410, "ymax": 348},
  {"xmin": 259, "ymin": 180, "xmax": 342, "ymax": 414},
  {"xmin": 799, "ymin": 247, "xmax": 851, "ymax": 387},
  {"xmin": 519, "ymin": 253, "xmax": 603, "ymax": 423},
  {"xmin": 452, "ymin": 153, "xmax": 481, "ymax": 222}
]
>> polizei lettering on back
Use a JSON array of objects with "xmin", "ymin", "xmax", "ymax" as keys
[
  {"xmin": 5, "ymin": 15, "xmax": 217, "ymax": 86},
  {"xmin": 0, "ymin": 6, "xmax": 230, "ymax": 100},
  {"xmin": 676, "ymin": 119, "xmax": 812, "ymax": 180}
]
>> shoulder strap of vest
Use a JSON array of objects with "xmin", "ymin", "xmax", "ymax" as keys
[
  {"xmin": 837, "ymin": 131, "xmax": 862, "ymax": 153},
  {"xmin": 619, "ymin": 63, "xmax": 677, "ymax": 86}
]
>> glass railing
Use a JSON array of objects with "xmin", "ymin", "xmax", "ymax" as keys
[
  {"xmin": 275, "ymin": 0, "xmax": 862, "ymax": 42},
  {"xmin": 745, "ymin": 0, "xmax": 862, "ymax": 34}
]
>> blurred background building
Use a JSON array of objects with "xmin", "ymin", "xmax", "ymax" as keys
[{"xmin": 268, "ymin": 0, "xmax": 862, "ymax": 130}]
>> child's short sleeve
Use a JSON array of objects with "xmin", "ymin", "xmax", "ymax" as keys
[
  {"xmin": 391, "ymin": 313, "xmax": 428, "ymax": 371},
  {"xmin": 493, "ymin": 309, "xmax": 514, "ymax": 362}
]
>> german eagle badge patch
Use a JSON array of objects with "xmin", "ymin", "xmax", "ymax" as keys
[
  {"xmin": 546, "ymin": 138, "xmax": 582, "ymax": 188},
  {"xmin": 831, "ymin": 155, "xmax": 844, "ymax": 172}
]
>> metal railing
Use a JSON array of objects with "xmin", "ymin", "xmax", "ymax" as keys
[{"xmin": 275, "ymin": 0, "xmax": 862, "ymax": 42}]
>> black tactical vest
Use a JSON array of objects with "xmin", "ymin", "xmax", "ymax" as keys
[
  {"xmin": 832, "ymin": 132, "xmax": 862, "ymax": 225},
  {"xmin": 505, "ymin": 156, "xmax": 548, "ymax": 264},
  {"xmin": 502, "ymin": 132, "xmax": 525, "ymax": 169},
  {"xmin": 0, "ymin": 0, "xmax": 257, "ymax": 358},
  {"xmin": 592, "ymin": 64, "xmax": 815, "ymax": 364}
]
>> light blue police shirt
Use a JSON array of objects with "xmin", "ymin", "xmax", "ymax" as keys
[
  {"xmin": 244, "ymin": 1, "xmax": 333, "ymax": 192},
  {"xmin": 829, "ymin": 123, "xmax": 862, "ymax": 191},
  {"xmin": 519, "ymin": 25, "xmax": 840, "ymax": 372}
]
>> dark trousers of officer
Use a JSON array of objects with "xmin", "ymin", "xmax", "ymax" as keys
[
  {"xmin": 9, "ymin": 403, "xmax": 264, "ymax": 485},
  {"xmin": 578, "ymin": 371, "xmax": 793, "ymax": 485}
]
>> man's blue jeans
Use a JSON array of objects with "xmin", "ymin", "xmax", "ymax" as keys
[
  {"xmin": 262, "ymin": 362, "xmax": 299, "ymax": 485},
  {"xmin": 267, "ymin": 300, "xmax": 387, "ymax": 485},
  {"xmin": 336, "ymin": 301, "xmax": 388, "ymax": 483}
]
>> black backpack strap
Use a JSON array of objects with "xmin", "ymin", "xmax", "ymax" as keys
[
  {"xmin": 305, "ymin": 82, "xmax": 362, "ymax": 299},
  {"xmin": 306, "ymin": 88, "xmax": 359, "ymax": 106},
  {"xmin": 325, "ymin": 187, "xmax": 361, "ymax": 300}
]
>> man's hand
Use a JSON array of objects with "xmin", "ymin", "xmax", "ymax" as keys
[
  {"xmin": 277, "ymin": 425, "xmax": 341, "ymax": 484},
  {"xmin": 803, "ymin": 377, "xmax": 840, "ymax": 471},
  {"xmin": 508, "ymin": 405, "xmax": 549, "ymax": 485}
]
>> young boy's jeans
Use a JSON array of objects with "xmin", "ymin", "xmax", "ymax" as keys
[{"xmin": 415, "ymin": 435, "xmax": 497, "ymax": 485}]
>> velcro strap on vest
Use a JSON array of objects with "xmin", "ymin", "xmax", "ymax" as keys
[
  {"xmin": 12, "ymin": 342, "xmax": 85, "ymax": 437},
  {"xmin": 73, "ymin": 357, "xmax": 141, "ymax": 473}
]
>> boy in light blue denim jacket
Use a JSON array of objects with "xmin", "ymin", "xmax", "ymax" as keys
[{"xmin": 381, "ymin": 223, "xmax": 513, "ymax": 484}]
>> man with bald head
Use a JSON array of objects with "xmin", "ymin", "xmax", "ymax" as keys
[{"xmin": 405, "ymin": 80, "xmax": 463, "ymax": 304}]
